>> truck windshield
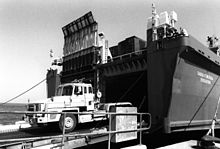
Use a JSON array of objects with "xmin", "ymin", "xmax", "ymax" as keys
[{"xmin": 62, "ymin": 85, "xmax": 73, "ymax": 96}]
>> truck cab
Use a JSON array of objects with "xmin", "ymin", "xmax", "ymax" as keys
[
  {"xmin": 25, "ymin": 82, "xmax": 133, "ymax": 133},
  {"xmin": 25, "ymin": 82, "xmax": 97, "ymax": 132},
  {"xmin": 55, "ymin": 82, "xmax": 95, "ymax": 111}
]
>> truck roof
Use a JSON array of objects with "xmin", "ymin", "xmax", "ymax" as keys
[{"xmin": 59, "ymin": 82, "xmax": 92, "ymax": 87}]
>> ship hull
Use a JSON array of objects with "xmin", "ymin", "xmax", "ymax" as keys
[
  {"xmin": 48, "ymin": 35, "xmax": 220, "ymax": 133},
  {"xmin": 147, "ymin": 35, "xmax": 220, "ymax": 133},
  {"xmin": 102, "ymin": 35, "xmax": 220, "ymax": 133}
]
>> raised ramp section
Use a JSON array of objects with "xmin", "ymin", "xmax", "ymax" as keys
[{"xmin": 0, "ymin": 128, "xmax": 109, "ymax": 149}]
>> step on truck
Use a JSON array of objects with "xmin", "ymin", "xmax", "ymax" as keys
[{"xmin": 24, "ymin": 81, "xmax": 132, "ymax": 133}]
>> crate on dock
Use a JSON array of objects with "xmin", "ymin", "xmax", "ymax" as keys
[{"xmin": 110, "ymin": 107, "xmax": 137, "ymax": 143}]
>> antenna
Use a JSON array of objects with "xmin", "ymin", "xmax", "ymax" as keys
[
  {"xmin": 152, "ymin": 3, "xmax": 158, "ymax": 41},
  {"xmin": 152, "ymin": 3, "xmax": 156, "ymax": 16},
  {"xmin": 50, "ymin": 49, "xmax": 54, "ymax": 58}
]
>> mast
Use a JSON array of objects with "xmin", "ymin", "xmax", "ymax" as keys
[{"xmin": 152, "ymin": 3, "xmax": 158, "ymax": 41}]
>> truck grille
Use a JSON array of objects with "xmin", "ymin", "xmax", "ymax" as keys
[{"xmin": 28, "ymin": 104, "xmax": 41, "ymax": 111}]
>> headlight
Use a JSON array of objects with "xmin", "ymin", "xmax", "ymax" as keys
[
  {"xmin": 27, "ymin": 104, "xmax": 35, "ymax": 111},
  {"xmin": 27, "ymin": 103, "xmax": 45, "ymax": 111},
  {"xmin": 36, "ymin": 104, "xmax": 41, "ymax": 111}
]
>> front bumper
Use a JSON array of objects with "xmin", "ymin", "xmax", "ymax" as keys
[{"xmin": 25, "ymin": 114, "xmax": 60, "ymax": 125}]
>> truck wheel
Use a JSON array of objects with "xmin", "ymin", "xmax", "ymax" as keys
[{"xmin": 59, "ymin": 114, "xmax": 77, "ymax": 133}]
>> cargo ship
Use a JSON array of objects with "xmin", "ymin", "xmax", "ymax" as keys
[
  {"xmin": 1, "ymin": 4, "xmax": 220, "ymax": 149},
  {"xmin": 47, "ymin": 4, "xmax": 220, "ymax": 135}
]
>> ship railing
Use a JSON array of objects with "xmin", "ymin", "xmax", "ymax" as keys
[
  {"xmin": 102, "ymin": 49, "xmax": 147, "ymax": 64},
  {"xmin": 0, "ymin": 111, "xmax": 151, "ymax": 149}
]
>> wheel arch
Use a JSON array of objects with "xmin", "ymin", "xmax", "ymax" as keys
[{"xmin": 61, "ymin": 109, "xmax": 79, "ymax": 122}]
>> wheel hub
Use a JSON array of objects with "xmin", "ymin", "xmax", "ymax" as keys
[{"xmin": 65, "ymin": 117, "xmax": 74, "ymax": 128}]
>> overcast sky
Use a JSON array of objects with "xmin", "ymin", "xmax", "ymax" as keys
[{"xmin": 0, "ymin": 0, "xmax": 220, "ymax": 103}]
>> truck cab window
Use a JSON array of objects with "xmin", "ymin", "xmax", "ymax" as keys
[
  {"xmin": 56, "ymin": 87, "xmax": 63, "ymax": 96},
  {"xmin": 84, "ymin": 87, "xmax": 87, "ymax": 94},
  {"xmin": 74, "ymin": 86, "xmax": 83, "ymax": 95},
  {"xmin": 89, "ymin": 87, "xmax": 93, "ymax": 94},
  {"xmin": 62, "ymin": 85, "xmax": 73, "ymax": 96}
]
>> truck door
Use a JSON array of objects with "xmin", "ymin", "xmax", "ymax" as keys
[
  {"xmin": 62, "ymin": 85, "xmax": 73, "ymax": 107},
  {"xmin": 84, "ymin": 86, "xmax": 95, "ymax": 111},
  {"xmin": 71, "ymin": 85, "xmax": 85, "ymax": 107}
]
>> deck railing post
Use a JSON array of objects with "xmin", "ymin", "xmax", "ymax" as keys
[
  {"xmin": 108, "ymin": 113, "xmax": 111, "ymax": 149},
  {"xmin": 61, "ymin": 112, "xmax": 66, "ymax": 149},
  {"xmin": 140, "ymin": 114, "xmax": 142, "ymax": 145},
  {"xmin": 0, "ymin": 110, "xmax": 151, "ymax": 149}
]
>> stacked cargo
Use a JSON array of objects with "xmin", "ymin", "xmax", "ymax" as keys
[
  {"xmin": 109, "ymin": 36, "xmax": 146, "ymax": 57},
  {"xmin": 109, "ymin": 46, "xmax": 119, "ymax": 57}
]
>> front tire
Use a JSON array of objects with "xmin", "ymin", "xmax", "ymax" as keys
[{"xmin": 59, "ymin": 113, "xmax": 77, "ymax": 133}]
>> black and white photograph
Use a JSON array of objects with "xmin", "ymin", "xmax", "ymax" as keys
[{"xmin": 1, "ymin": 0, "xmax": 220, "ymax": 148}]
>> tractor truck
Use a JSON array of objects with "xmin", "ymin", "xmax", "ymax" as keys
[{"xmin": 25, "ymin": 81, "xmax": 132, "ymax": 132}]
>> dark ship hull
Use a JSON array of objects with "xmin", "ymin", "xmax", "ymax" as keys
[
  {"xmin": 46, "ymin": 35, "xmax": 220, "ymax": 133},
  {"xmin": 100, "ymin": 35, "xmax": 220, "ymax": 133},
  {"xmin": 147, "ymin": 35, "xmax": 220, "ymax": 133}
]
